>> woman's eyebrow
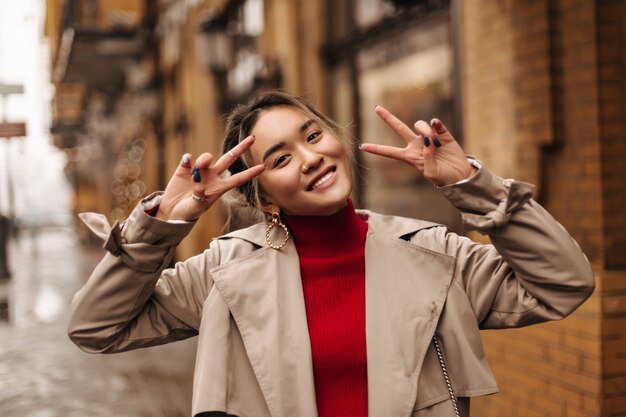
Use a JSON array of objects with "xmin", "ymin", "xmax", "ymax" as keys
[
  {"xmin": 262, "ymin": 120, "xmax": 317, "ymax": 162},
  {"xmin": 300, "ymin": 119, "xmax": 315, "ymax": 132},
  {"xmin": 262, "ymin": 142, "xmax": 285, "ymax": 162}
]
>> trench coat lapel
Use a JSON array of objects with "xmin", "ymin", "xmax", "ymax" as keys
[
  {"xmin": 364, "ymin": 213, "xmax": 455, "ymax": 417},
  {"xmin": 210, "ymin": 236, "xmax": 318, "ymax": 417}
]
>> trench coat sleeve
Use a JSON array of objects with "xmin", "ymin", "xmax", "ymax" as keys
[
  {"xmin": 430, "ymin": 161, "xmax": 595, "ymax": 329},
  {"xmin": 68, "ymin": 193, "xmax": 215, "ymax": 353}
]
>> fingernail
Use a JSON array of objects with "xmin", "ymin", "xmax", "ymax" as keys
[
  {"xmin": 374, "ymin": 104, "xmax": 379, "ymax": 110},
  {"xmin": 433, "ymin": 137, "xmax": 442, "ymax": 148},
  {"xmin": 423, "ymin": 136, "xmax": 430, "ymax": 147},
  {"xmin": 192, "ymin": 167, "xmax": 201, "ymax": 183},
  {"xmin": 430, "ymin": 119, "xmax": 443, "ymax": 133},
  {"xmin": 182, "ymin": 155, "xmax": 190, "ymax": 165},
  {"xmin": 358, "ymin": 143, "xmax": 363, "ymax": 149}
]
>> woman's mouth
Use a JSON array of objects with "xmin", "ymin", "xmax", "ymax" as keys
[{"xmin": 308, "ymin": 167, "xmax": 337, "ymax": 191}]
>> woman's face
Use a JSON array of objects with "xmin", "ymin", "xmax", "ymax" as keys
[{"xmin": 249, "ymin": 106, "xmax": 352, "ymax": 216}]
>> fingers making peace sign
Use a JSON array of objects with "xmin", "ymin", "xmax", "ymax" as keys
[
  {"xmin": 360, "ymin": 106, "xmax": 473, "ymax": 187},
  {"xmin": 155, "ymin": 106, "xmax": 473, "ymax": 222},
  {"xmin": 156, "ymin": 135, "xmax": 265, "ymax": 222}
]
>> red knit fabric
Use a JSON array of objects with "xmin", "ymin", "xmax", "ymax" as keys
[{"xmin": 284, "ymin": 200, "xmax": 369, "ymax": 417}]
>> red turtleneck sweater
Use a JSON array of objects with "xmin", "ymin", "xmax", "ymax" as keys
[{"xmin": 284, "ymin": 200, "xmax": 369, "ymax": 417}]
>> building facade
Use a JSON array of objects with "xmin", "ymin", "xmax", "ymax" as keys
[{"xmin": 46, "ymin": 0, "xmax": 626, "ymax": 415}]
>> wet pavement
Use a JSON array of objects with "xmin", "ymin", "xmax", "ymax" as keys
[{"xmin": 0, "ymin": 223, "xmax": 197, "ymax": 417}]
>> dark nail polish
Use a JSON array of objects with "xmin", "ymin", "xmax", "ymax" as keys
[
  {"xmin": 192, "ymin": 167, "xmax": 201, "ymax": 183},
  {"xmin": 423, "ymin": 136, "xmax": 430, "ymax": 147},
  {"xmin": 183, "ymin": 155, "xmax": 190, "ymax": 165},
  {"xmin": 433, "ymin": 137, "xmax": 442, "ymax": 148}
]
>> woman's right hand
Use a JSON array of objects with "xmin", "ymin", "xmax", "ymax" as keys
[{"xmin": 155, "ymin": 135, "xmax": 265, "ymax": 222}]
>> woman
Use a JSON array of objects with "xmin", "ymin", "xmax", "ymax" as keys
[{"xmin": 70, "ymin": 91, "xmax": 594, "ymax": 417}]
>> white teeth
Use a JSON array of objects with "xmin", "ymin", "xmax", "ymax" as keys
[{"xmin": 312, "ymin": 171, "xmax": 334, "ymax": 190}]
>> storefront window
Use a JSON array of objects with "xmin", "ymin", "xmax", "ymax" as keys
[{"xmin": 325, "ymin": 1, "xmax": 461, "ymax": 230}]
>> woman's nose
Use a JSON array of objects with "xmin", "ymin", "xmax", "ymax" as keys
[{"xmin": 301, "ymin": 152, "xmax": 323, "ymax": 174}]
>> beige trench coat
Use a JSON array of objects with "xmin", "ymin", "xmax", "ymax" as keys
[{"xmin": 68, "ymin": 164, "xmax": 595, "ymax": 417}]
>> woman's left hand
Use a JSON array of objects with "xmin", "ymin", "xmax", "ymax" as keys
[{"xmin": 359, "ymin": 105, "xmax": 473, "ymax": 187}]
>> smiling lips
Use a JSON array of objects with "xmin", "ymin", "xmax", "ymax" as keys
[{"xmin": 308, "ymin": 167, "xmax": 336, "ymax": 191}]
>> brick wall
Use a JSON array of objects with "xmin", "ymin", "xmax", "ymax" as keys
[
  {"xmin": 541, "ymin": 0, "xmax": 603, "ymax": 265},
  {"xmin": 512, "ymin": 0, "xmax": 554, "ymax": 190},
  {"xmin": 596, "ymin": 1, "xmax": 626, "ymax": 415},
  {"xmin": 461, "ymin": 0, "xmax": 517, "ymax": 179},
  {"xmin": 597, "ymin": 0, "xmax": 626, "ymax": 270},
  {"xmin": 461, "ymin": 0, "xmax": 625, "ymax": 416}
]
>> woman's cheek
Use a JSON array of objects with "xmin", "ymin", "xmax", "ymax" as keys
[
  {"xmin": 262, "ymin": 168, "xmax": 299, "ymax": 198},
  {"xmin": 282, "ymin": 166, "xmax": 303, "ymax": 194}
]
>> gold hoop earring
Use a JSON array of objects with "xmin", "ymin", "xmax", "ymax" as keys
[{"xmin": 265, "ymin": 212, "xmax": 290, "ymax": 250}]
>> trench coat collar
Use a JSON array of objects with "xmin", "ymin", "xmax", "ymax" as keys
[{"xmin": 210, "ymin": 211, "xmax": 456, "ymax": 417}]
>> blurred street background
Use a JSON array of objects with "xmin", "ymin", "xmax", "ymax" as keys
[
  {"xmin": 0, "ymin": 3, "xmax": 196, "ymax": 416},
  {"xmin": 0, "ymin": 231, "xmax": 196, "ymax": 417},
  {"xmin": 0, "ymin": 0, "xmax": 625, "ymax": 416}
]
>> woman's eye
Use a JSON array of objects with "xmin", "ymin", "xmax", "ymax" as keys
[
  {"xmin": 273, "ymin": 155, "xmax": 289, "ymax": 168},
  {"xmin": 307, "ymin": 131, "xmax": 321, "ymax": 142}
]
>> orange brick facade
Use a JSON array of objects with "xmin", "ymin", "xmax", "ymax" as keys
[{"xmin": 463, "ymin": 1, "xmax": 626, "ymax": 416}]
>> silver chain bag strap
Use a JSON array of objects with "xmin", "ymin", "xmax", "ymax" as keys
[{"xmin": 433, "ymin": 336, "xmax": 461, "ymax": 417}]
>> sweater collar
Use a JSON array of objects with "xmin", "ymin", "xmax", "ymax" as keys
[{"xmin": 283, "ymin": 200, "xmax": 368, "ymax": 257}]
